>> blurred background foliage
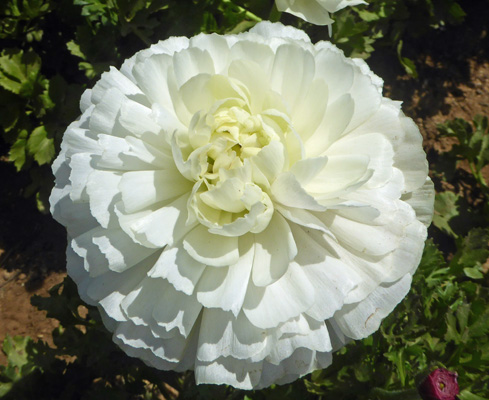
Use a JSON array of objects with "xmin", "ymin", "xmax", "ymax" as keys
[{"xmin": 1, "ymin": 0, "xmax": 489, "ymax": 399}]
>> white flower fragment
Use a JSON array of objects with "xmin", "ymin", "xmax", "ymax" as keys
[
  {"xmin": 276, "ymin": 0, "xmax": 367, "ymax": 26},
  {"xmin": 50, "ymin": 22, "xmax": 434, "ymax": 389}
]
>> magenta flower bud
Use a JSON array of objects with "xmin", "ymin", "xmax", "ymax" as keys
[{"xmin": 418, "ymin": 368, "xmax": 460, "ymax": 400}]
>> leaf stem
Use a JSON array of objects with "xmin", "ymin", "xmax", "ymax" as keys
[
  {"xmin": 468, "ymin": 161, "xmax": 489, "ymax": 198},
  {"xmin": 130, "ymin": 25, "xmax": 152, "ymax": 46},
  {"xmin": 269, "ymin": 2, "xmax": 282, "ymax": 22},
  {"xmin": 370, "ymin": 387, "xmax": 422, "ymax": 400},
  {"xmin": 222, "ymin": 0, "xmax": 262, "ymax": 22}
]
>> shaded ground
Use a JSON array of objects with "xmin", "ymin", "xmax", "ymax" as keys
[
  {"xmin": 0, "ymin": 158, "xmax": 66, "ymax": 365},
  {"xmin": 0, "ymin": 1, "xmax": 488, "ymax": 368}
]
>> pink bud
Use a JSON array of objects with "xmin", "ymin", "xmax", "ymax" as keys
[{"xmin": 418, "ymin": 368, "xmax": 459, "ymax": 400}]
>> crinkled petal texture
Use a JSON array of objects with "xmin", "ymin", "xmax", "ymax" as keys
[
  {"xmin": 275, "ymin": 0, "xmax": 367, "ymax": 26},
  {"xmin": 50, "ymin": 22, "xmax": 434, "ymax": 390}
]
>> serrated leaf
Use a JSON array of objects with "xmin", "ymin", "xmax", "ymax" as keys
[
  {"xmin": 437, "ymin": 115, "xmax": 489, "ymax": 186},
  {"xmin": 433, "ymin": 191, "xmax": 460, "ymax": 237},
  {"xmin": 452, "ymin": 228, "xmax": 489, "ymax": 271},
  {"xmin": 3, "ymin": 336, "xmax": 28, "ymax": 368},
  {"xmin": 8, "ymin": 129, "xmax": 28, "ymax": 170},
  {"xmin": 67, "ymin": 40, "xmax": 86, "ymax": 60},
  {"xmin": 384, "ymin": 349, "xmax": 407, "ymax": 385},
  {"xmin": 456, "ymin": 302, "xmax": 470, "ymax": 332},
  {"xmin": 0, "ymin": 50, "xmax": 42, "ymax": 96},
  {"xmin": 26, "ymin": 125, "xmax": 54, "ymax": 165},
  {"xmin": 468, "ymin": 307, "xmax": 489, "ymax": 338}
]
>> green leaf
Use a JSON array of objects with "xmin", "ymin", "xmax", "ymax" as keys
[
  {"xmin": 3, "ymin": 336, "xmax": 27, "ymax": 367},
  {"xmin": 8, "ymin": 129, "xmax": 28, "ymax": 171},
  {"xmin": 67, "ymin": 40, "xmax": 86, "ymax": 60},
  {"xmin": 357, "ymin": 9, "xmax": 381, "ymax": 22},
  {"xmin": 452, "ymin": 228, "xmax": 489, "ymax": 272},
  {"xmin": 463, "ymin": 266, "xmax": 484, "ymax": 280},
  {"xmin": 0, "ymin": 382, "xmax": 13, "ymax": 397},
  {"xmin": 26, "ymin": 125, "xmax": 55, "ymax": 165},
  {"xmin": 468, "ymin": 305, "xmax": 489, "ymax": 339},
  {"xmin": 22, "ymin": 0, "xmax": 50, "ymax": 18},
  {"xmin": 437, "ymin": 115, "xmax": 489, "ymax": 190},
  {"xmin": 447, "ymin": 2, "xmax": 466, "ymax": 22},
  {"xmin": 458, "ymin": 390, "xmax": 489, "ymax": 400},
  {"xmin": 473, "ymin": 115, "xmax": 489, "ymax": 170},
  {"xmin": 1, "ymin": 335, "xmax": 36, "ymax": 381},
  {"xmin": 432, "ymin": 191, "xmax": 460, "ymax": 237},
  {"xmin": 0, "ymin": 50, "xmax": 43, "ymax": 97},
  {"xmin": 384, "ymin": 348, "xmax": 407, "ymax": 386},
  {"xmin": 397, "ymin": 40, "xmax": 418, "ymax": 78}
]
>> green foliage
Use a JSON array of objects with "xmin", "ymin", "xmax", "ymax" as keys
[
  {"xmin": 0, "ymin": 335, "xmax": 38, "ymax": 397},
  {"xmin": 433, "ymin": 191, "xmax": 460, "ymax": 237},
  {"xmin": 431, "ymin": 115, "xmax": 489, "ymax": 238},
  {"xmin": 297, "ymin": 238, "xmax": 489, "ymax": 400},
  {"xmin": 330, "ymin": 0, "xmax": 465, "ymax": 70},
  {"xmin": 437, "ymin": 115, "xmax": 489, "ymax": 195}
]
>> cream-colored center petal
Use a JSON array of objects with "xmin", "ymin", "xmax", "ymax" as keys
[{"xmin": 174, "ymin": 76, "xmax": 295, "ymax": 236}]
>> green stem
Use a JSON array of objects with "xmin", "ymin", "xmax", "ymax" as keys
[
  {"xmin": 130, "ymin": 25, "xmax": 152, "ymax": 46},
  {"xmin": 370, "ymin": 387, "xmax": 422, "ymax": 400},
  {"xmin": 222, "ymin": 0, "xmax": 262, "ymax": 22},
  {"xmin": 244, "ymin": 9, "xmax": 262, "ymax": 22},
  {"xmin": 469, "ymin": 161, "xmax": 489, "ymax": 198},
  {"xmin": 268, "ymin": 2, "xmax": 282, "ymax": 22}
]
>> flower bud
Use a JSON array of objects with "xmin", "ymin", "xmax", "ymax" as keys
[{"xmin": 418, "ymin": 368, "xmax": 459, "ymax": 400}]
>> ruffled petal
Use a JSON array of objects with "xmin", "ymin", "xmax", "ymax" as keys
[
  {"xmin": 183, "ymin": 225, "xmax": 239, "ymax": 267},
  {"xmin": 243, "ymin": 263, "xmax": 315, "ymax": 329},
  {"xmin": 334, "ymin": 274, "xmax": 413, "ymax": 340},
  {"xmin": 252, "ymin": 213, "xmax": 297, "ymax": 286}
]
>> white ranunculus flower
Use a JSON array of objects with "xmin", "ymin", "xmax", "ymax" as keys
[
  {"xmin": 50, "ymin": 21, "xmax": 434, "ymax": 389},
  {"xmin": 276, "ymin": 0, "xmax": 367, "ymax": 26}
]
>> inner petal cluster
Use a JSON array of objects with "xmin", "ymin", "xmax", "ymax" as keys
[{"xmin": 173, "ymin": 75, "xmax": 293, "ymax": 236}]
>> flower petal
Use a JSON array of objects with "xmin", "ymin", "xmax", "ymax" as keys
[
  {"xmin": 243, "ymin": 263, "xmax": 314, "ymax": 329},
  {"xmin": 183, "ymin": 225, "xmax": 239, "ymax": 267},
  {"xmin": 334, "ymin": 274, "xmax": 413, "ymax": 340},
  {"xmin": 252, "ymin": 213, "xmax": 297, "ymax": 286},
  {"xmin": 196, "ymin": 234, "xmax": 254, "ymax": 315}
]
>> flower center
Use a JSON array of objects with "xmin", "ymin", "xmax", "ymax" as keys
[
  {"xmin": 203, "ymin": 106, "xmax": 271, "ymax": 182},
  {"xmin": 177, "ymin": 99, "xmax": 281, "ymax": 236}
]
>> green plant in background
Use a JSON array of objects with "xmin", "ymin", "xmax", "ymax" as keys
[
  {"xmin": 432, "ymin": 115, "xmax": 489, "ymax": 242},
  {"xmin": 437, "ymin": 116, "xmax": 489, "ymax": 196},
  {"xmin": 329, "ymin": 0, "xmax": 466, "ymax": 75}
]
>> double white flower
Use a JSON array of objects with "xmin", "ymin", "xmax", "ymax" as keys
[
  {"xmin": 276, "ymin": 0, "xmax": 367, "ymax": 25},
  {"xmin": 50, "ymin": 22, "xmax": 434, "ymax": 389}
]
